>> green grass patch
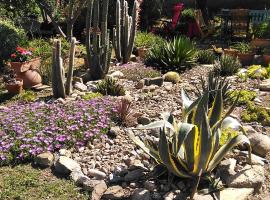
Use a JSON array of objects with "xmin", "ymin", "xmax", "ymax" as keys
[{"xmin": 0, "ymin": 164, "xmax": 89, "ymax": 200}]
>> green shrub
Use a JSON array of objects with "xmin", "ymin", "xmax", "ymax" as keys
[
  {"xmin": 229, "ymin": 90, "xmax": 257, "ymax": 106},
  {"xmin": 197, "ymin": 50, "xmax": 216, "ymax": 64},
  {"xmin": 82, "ymin": 92, "xmax": 103, "ymax": 100},
  {"xmin": 214, "ymin": 55, "xmax": 242, "ymax": 76},
  {"xmin": 247, "ymin": 65, "xmax": 268, "ymax": 79},
  {"xmin": 253, "ymin": 20, "xmax": 270, "ymax": 39},
  {"xmin": 219, "ymin": 128, "xmax": 239, "ymax": 146},
  {"xmin": 0, "ymin": 20, "xmax": 27, "ymax": 67},
  {"xmin": 146, "ymin": 37, "xmax": 198, "ymax": 72},
  {"xmin": 230, "ymin": 42, "xmax": 251, "ymax": 53},
  {"xmin": 135, "ymin": 32, "xmax": 164, "ymax": 48},
  {"xmin": 96, "ymin": 78, "xmax": 125, "ymax": 96},
  {"xmin": 241, "ymin": 102, "xmax": 270, "ymax": 126}
]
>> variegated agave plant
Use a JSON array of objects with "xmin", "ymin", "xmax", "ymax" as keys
[{"xmin": 128, "ymin": 89, "xmax": 251, "ymax": 192}]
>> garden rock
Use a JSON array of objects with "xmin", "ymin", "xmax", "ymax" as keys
[
  {"xmin": 248, "ymin": 133, "xmax": 270, "ymax": 157},
  {"xmin": 103, "ymin": 185, "xmax": 130, "ymax": 199},
  {"xmin": 35, "ymin": 152, "xmax": 54, "ymax": 167},
  {"xmin": 55, "ymin": 156, "xmax": 81, "ymax": 175},
  {"xmin": 259, "ymin": 79, "xmax": 270, "ymax": 91},
  {"xmin": 144, "ymin": 180, "xmax": 156, "ymax": 191},
  {"xmin": 109, "ymin": 71, "xmax": 124, "ymax": 79},
  {"xmin": 70, "ymin": 170, "xmax": 90, "ymax": 185},
  {"xmin": 144, "ymin": 77, "xmax": 164, "ymax": 87},
  {"xmin": 59, "ymin": 149, "xmax": 72, "ymax": 158},
  {"xmin": 91, "ymin": 180, "xmax": 108, "ymax": 200},
  {"xmin": 137, "ymin": 116, "xmax": 151, "ymax": 125},
  {"xmin": 218, "ymin": 158, "xmax": 237, "ymax": 177},
  {"xmin": 74, "ymin": 82, "xmax": 88, "ymax": 92},
  {"xmin": 135, "ymin": 80, "xmax": 145, "ymax": 89},
  {"xmin": 124, "ymin": 169, "xmax": 145, "ymax": 182},
  {"xmin": 225, "ymin": 165, "xmax": 265, "ymax": 190},
  {"xmin": 132, "ymin": 188, "xmax": 151, "ymax": 200},
  {"xmin": 88, "ymin": 169, "xmax": 106, "ymax": 180}
]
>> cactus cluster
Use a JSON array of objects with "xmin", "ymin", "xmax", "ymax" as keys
[
  {"xmin": 113, "ymin": 0, "xmax": 138, "ymax": 63},
  {"xmin": 85, "ymin": 0, "xmax": 112, "ymax": 80},
  {"xmin": 52, "ymin": 37, "xmax": 76, "ymax": 98}
]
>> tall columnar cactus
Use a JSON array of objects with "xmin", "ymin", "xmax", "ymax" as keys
[
  {"xmin": 52, "ymin": 37, "xmax": 76, "ymax": 98},
  {"xmin": 85, "ymin": 0, "xmax": 111, "ymax": 80},
  {"xmin": 113, "ymin": 0, "xmax": 138, "ymax": 63}
]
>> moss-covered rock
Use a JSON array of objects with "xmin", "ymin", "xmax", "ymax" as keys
[{"xmin": 163, "ymin": 72, "xmax": 181, "ymax": 84}]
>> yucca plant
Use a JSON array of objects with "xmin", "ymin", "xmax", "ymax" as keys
[
  {"xmin": 127, "ymin": 89, "xmax": 251, "ymax": 197},
  {"xmin": 197, "ymin": 50, "xmax": 216, "ymax": 64},
  {"xmin": 146, "ymin": 37, "xmax": 198, "ymax": 72},
  {"xmin": 195, "ymin": 70, "xmax": 231, "ymax": 106},
  {"xmin": 214, "ymin": 55, "xmax": 242, "ymax": 76}
]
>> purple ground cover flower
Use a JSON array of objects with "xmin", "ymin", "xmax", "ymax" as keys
[{"xmin": 0, "ymin": 98, "xmax": 114, "ymax": 165}]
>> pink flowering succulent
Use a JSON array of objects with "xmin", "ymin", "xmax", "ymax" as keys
[
  {"xmin": 10, "ymin": 46, "xmax": 33, "ymax": 62},
  {"xmin": 0, "ymin": 98, "xmax": 115, "ymax": 165}
]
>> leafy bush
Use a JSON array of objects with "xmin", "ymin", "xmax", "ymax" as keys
[
  {"xmin": 128, "ymin": 89, "xmax": 251, "ymax": 195},
  {"xmin": 0, "ymin": 99, "xmax": 113, "ymax": 164},
  {"xmin": 135, "ymin": 32, "xmax": 165, "ymax": 48},
  {"xmin": 230, "ymin": 42, "xmax": 251, "ymax": 53},
  {"xmin": 119, "ymin": 63, "xmax": 161, "ymax": 81},
  {"xmin": 82, "ymin": 92, "xmax": 103, "ymax": 100},
  {"xmin": 96, "ymin": 78, "xmax": 126, "ymax": 96},
  {"xmin": 197, "ymin": 50, "xmax": 216, "ymax": 64},
  {"xmin": 0, "ymin": 20, "xmax": 27, "ymax": 67},
  {"xmin": 253, "ymin": 20, "xmax": 270, "ymax": 39},
  {"xmin": 146, "ymin": 37, "xmax": 198, "ymax": 72},
  {"xmin": 241, "ymin": 102, "xmax": 270, "ymax": 126},
  {"xmin": 247, "ymin": 65, "xmax": 268, "ymax": 79},
  {"xmin": 214, "ymin": 55, "xmax": 242, "ymax": 76},
  {"xmin": 229, "ymin": 90, "xmax": 257, "ymax": 106}
]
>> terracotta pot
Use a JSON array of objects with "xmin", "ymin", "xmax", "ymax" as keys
[
  {"xmin": 137, "ymin": 47, "xmax": 150, "ymax": 59},
  {"xmin": 263, "ymin": 54, "xmax": 270, "ymax": 65},
  {"xmin": 9, "ymin": 57, "xmax": 41, "ymax": 73},
  {"xmin": 16, "ymin": 70, "xmax": 42, "ymax": 89},
  {"xmin": 237, "ymin": 52, "xmax": 255, "ymax": 66},
  {"xmin": 5, "ymin": 78, "xmax": 23, "ymax": 94},
  {"xmin": 251, "ymin": 38, "xmax": 270, "ymax": 48},
  {"xmin": 223, "ymin": 49, "xmax": 238, "ymax": 57}
]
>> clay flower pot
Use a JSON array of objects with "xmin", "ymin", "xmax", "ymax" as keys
[
  {"xmin": 263, "ymin": 54, "xmax": 270, "ymax": 65},
  {"xmin": 5, "ymin": 78, "xmax": 23, "ymax": 94},
  {"xmin": 223, "ymin": 49, "xmax": 238, "ymax": 57},
  {"xmin": 16, "ymin": 69, "xmax": 42, "ymax": 89},
  {"xmin": 251, "ymin": 38, "xmax": 270, "ymax": 48},
  {"xmin": 237, "ymin": 52, "xmax": 255, "ymax": 66},
  {"xmin": 9, "ymin": 57, "xmax": 41, "ymax": 73}
]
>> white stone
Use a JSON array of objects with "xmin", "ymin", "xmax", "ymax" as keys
[
  {"xmin": 35, "ymin": 152, "xmax": 54, "ymax": 167},
  {"xmin": 88, "ymin": 169, "xmax": 106, "ymax": 180},
  {"xmin": 74, "ymin": 82, "xmax": 88, "ymax": 91},
  {"xmin": 55, "ymin": 156, "xmax": 81, "ymax": 175}
]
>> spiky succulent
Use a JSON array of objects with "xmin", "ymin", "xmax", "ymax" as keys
[
  {"xmin": 128, "ymin": 89, "xmax": 251, "ymax": 194},
  {"xmin": 214, "ymin": 55, "xmax": 242, "ymax": 76},
  {"xmin": 195, "ymin": 70, "xmax": 231, "ymax": 105},
  {"xmin": 96, "ymin": 77, "xmax": 126, "ymax": 96}
]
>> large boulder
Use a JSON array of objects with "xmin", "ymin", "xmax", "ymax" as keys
[{"xmin": 248, "ymin": 133, "xmax": 270, "ymax": 157}]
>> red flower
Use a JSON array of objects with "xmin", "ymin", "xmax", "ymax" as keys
[{"xmin": 11, "ymin": 53, "xmax": 17, "ymax": 58}]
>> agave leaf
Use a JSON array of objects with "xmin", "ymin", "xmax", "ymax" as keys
[
  {"xmin": 127, "ymin": 130, "xmax": 160, "ymax": 162},
  {"xmin": 208, "ymin": 89, "xmax": 223, "ymax": 127},
  {"xmin": 207, "ymin": 134, "xmax": 251, "ymax": 172},
  {"xmin": 159, "ymin": 128, "xmax": 191, "ymax": 178},
  {"xmin": 176, "ymin": 123, "xmax": 196, "ymax": 155}
]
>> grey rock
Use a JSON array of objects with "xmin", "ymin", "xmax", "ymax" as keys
[
  {"xmin": 35, "ymin": 152, "xmax": 54, "ymax": 167},
  {"xmin": 91, "ymin": 180, "xmax": 107, "ymax": 200},
  {"xmin": 144, "ymin": 181, "xmax": 156, "ymax": 191},
  {"xmin": 109, "ymin": 71, "xmax": 124, "ymax": 79},
  {"xmin": 59, "ymin": 149, "xmax": 72, "ymax": 158},
  {"xmin": 88, "ymin": 169, "xmax": 106, "ymax": 180},
  {"xmin": 124, "ymin": 169, "xmax": 145, "ymax": 182},
  {"xmin": 132, "ymin": 188, "xmax": 151, "ymax": 200},
  {"xmin": 55, "ymin": 156, "xmax": 81, "ymax": 175},
  {"xmin": 70, "ymin": 170, "xmax": 90, "ymax": 185},
  {"xmin": 135, "ymin": 80, "xmax": 145, "ymax": 89},
  {"xmin": 259, "ymin": 79, "xmax": 270, "ymax": 91},
  {"xmin": 249, "ymin": 133, "xmax": 270, "ymax": 157},
  {"xmin": 137, "ymin": 116, "xmax": 151, "ymax": 125},
  {"xmin": 74, "ymin": 82, "xmax": 88, "ymax": 91},
  {"xmin": 103, "ymin": 185, "xmax": 130, "ymax": 199},
  {"xmin": 145, "ymin": 77, "xmax": 164, "ymax": 87},
  {"xmin": 218, "ymin": 158, "xmax": 237, "ymax": 178}
]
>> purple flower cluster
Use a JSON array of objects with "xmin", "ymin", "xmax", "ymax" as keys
[{"xmin": 0, "ymin": 98, "xmax": 114, "ymax": 164}]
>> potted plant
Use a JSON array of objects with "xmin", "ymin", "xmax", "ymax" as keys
[
  {"xmin": 263, "ymin": 47, "xmax": 270, "ymax": 65},
  {"xmin": 9, "ymin": 47, "xmax": 41, "ymax": 73},
  {"xmin": 8, "ymin": 46, "xmax": 42, "ymax": 89},
  {"xmin": 231, "ymin": 42, "xmax": 254, "ymax": 66},
  {"xmin": 3, "ymin": 70, "xmax": 23, "ymax": 94},
  {"xmin": 251, "ymin": 20, "xmax": 270, "ymax": 48},
  {"xmin": 223, "ymin": 48, "xmax": 238, "ymax": 57}
]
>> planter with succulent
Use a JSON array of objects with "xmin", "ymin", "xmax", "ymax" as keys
[
  {"xmin": 8, "ymin": 47, "xmax": 42, "ymax": 89},
  {"xmin": 3, "ymin": 70, "xmax": 23, "ymax": 94},
  {"xmin": 262, "ymin": 47, "xmax": 270, "ymax": 65},
  {"xmin": 251, "ymin": 20, "xmax": 270, "ymax": 48},
  {"xmin": 231, "ymin": 42, "xmax": 254, "ymax": 66}
]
